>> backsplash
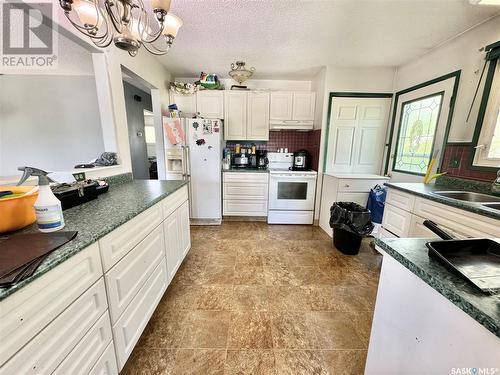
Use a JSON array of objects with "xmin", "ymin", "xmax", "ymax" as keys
[
  {"xmin": 441, "ymin": 144, "xmax": 498, "ymax": 182},
  {"xmin": 225, "ymin": 130, "xmax": 322, "ymax": 170}
]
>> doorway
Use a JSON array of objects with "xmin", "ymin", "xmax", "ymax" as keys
[{"xmin": 122, "ymin": 80, "xmax": 154, "ymax": 179}]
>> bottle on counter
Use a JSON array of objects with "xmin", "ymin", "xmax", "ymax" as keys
[
  {"xmin": 251, "ymin": 144, "xmax": 256, "ymax": 154},
  {"xmin": 235, "ymin": 144, "xmax": 241, "ymax": 154}
]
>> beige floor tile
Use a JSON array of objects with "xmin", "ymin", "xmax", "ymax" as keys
[
  {"xmin": 121, "ymin": 348, "xmax": 176, "ymax": 375},
  {"xmin": 140, "ymin": 310, "xmax": 191, "ymax": 349},
  {"xmin": 228, "ymin": 311, "xmax": 273, "ymax": 349},
  {"xmin": 267, "ymin": 286, "xmax": 311, "ymax": 311},
  {"xmin": 224, "ymin": 350, "xmax": 275, "ymax": 375},
  {"xmin": 322, "ymin": 350, "xmax": 367, "ymax": 375},
  {"xmin": 274, "ymin": 350, "xmax": 328, "ymax": 375},
  {"xmin": 196, "ymin": 285, "xmax": 234, "ymax": 311},
  {"xmin": 202, "ymin": 264, "xmax": 235, "ymax": 285},
  {"xmin": 233, "ymin": 265, "xmax": 266, "ymax": 285},
  {"xmin": 181, "ymin": 311, "xmax": 230, "ymax": 348},
  {"xmin": 307, "ymin": 312, "xmax": 366, "ymax": 349},
  {"xmin": 232, "ymin": 285, "xmax": 269, "ymax": 311},
  {"xmin": 270, "ymin": 311, "xmax": 318, "ymax": 349},
  {"xmin": 171, "ymin": 349, "xmax": 226, "ymax": 375}
]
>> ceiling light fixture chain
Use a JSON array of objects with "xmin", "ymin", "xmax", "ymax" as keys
[{"xmin": 59, "ymin": 0, "xmax": 182, "ymax": 56}]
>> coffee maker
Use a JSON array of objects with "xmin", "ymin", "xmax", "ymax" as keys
[
  {"xmin": 256, "ymin": 150, "xmax": 268, "ymax": 169},
  {"xmin": 292, "ymin": 150, "xmax": 311, "ymax": 171}
]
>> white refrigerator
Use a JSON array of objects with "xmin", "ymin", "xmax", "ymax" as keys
[{"xmin": 163, "ymin": 117, "xmax": 222, "ymax": 224}]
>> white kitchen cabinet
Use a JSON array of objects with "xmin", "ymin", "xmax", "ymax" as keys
[
  {"xmin": 247, "ymin": 92, "xmax": 270, "ymax": 140},
  {"xmin": 164, "ymin": 211, "xmax": 180, "ymax": 281},
  {"xmin": 319, "ymin": 173, "xmax": 390, "ymax": 237},
  {"xmin": 270, "ymin": 91, "xmax": 293, "ymax": 120},
  {"xmin": 292, "ymin": 92, "xmax": 315, "ymax": 121},
  {"xmin": 178, "ymin": 200, "xmax": 191, "ymax": 259},
  {"xmin": 105, "ymin": 225, "xmax": 166, "ymax": 323},
  {"xmin": 224, "ymin": 91, "xmax": 247, "ymax": 140},
  {"xmin": 89, "ymin": 342, "xmax": 118, "ymax": 375},
  {"xmin": 170, "ymin": 92, "xmax": 197, "ymax": 114},
  {"xmin": 382, "ymin": 187, "xmax": 500, "ymax": 239},
  {"xmin": 325, "ymin": 97, "xmax": 391, "ymax": 174},
  {"xmin": 223, "ymin": 172, "xmax": 269, "ymax": 216},
  {"xmin": 224, "ymin": 91, "xmax": 270, "ymax": 141},
  {"xmin": 0, "ymin": 243, "xmax": 103, "ymax": 366},
  {"xmin": 1, "ymin": 280, "xmax": 108, "ymax": 375},
  {"xmin": 196, "ymin": 90, "xmax": 224, "ymax": 119},
  {"xmin": 112, "ymin": 261, "xmax": 168, "ymax": 371}
]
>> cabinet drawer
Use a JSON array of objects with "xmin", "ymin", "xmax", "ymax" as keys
[
  {"xmin": 162, "ymin": 185, "xmax": 188, "ymax": 219},
  {"xmin": 113, "ymin": 261, "xmax": 167, "ymax": 370},
  {"xmin": 105, "ymin": 225, "xmax": 165, "ymax": 323},
  {"xmin": 53, "ymin": 312, "xmax": 113, "ymax": 375},
  {"xmin": 223, "ymin": 199, "xmax": 268, "ymax": 216},
  {"xmin": 1, "ymin": 279, "xmax": 108, "ymax": 375},
  {"xmin": 223, "ymin": 183, "xmax": 268, "ymax": 200},
  {"xmin": 223, "ymin": 172, "xmax": 269, "ymax": 184},
  {"xmin": 89, "ymin": 342, "xmax": 118, "ymax": 375},
  {"xmin": 99, "ymin": 203, "xmax": 163, "ymax": 271},
  {"xmin": 382, "ymin": 203, "xmax": 411, "ymax": 237},
  {"xmin": 337, "ymin": 179, "xmax": 386, "ymax": 193},
  {"xmin": 0, "ymin": 243, "xmax": 102, "ymax": 366},
  {"xmin": 386, "ymin": 189, "xmax": 415, "ymax": 212},
  {"xmin": 408, "ymin": 215, "xmax": 441, "ymax": 239},
  {"xmin": 413, "ymin": 198, "xmax": 500, "ymax": 238}
]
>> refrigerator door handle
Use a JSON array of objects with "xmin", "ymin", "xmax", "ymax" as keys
[{"xmin": 185, "ymin": 146, "xmax": 191, "ymax": 178}]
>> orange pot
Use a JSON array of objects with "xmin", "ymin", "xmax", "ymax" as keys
[{"xmin": 0, "ymin": 186, "xmax": 38, "ymax": 233}]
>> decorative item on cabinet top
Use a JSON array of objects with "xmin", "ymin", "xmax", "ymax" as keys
[
  {"xmin": 170, "ymin": 81, "xmax": 199, "ymax": 95},
  {"xmin": 229, "ymin": 61, "xmax": 255, "ymax": 85}
]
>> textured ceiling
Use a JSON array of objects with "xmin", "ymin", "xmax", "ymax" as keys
[{"xmin": 156, "ymin": 0, "xmax": 500, "ymax": 80}]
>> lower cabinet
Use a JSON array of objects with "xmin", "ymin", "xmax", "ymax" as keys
[
  {"xmin": 223, "ymin": 172, "xmax": 269, "ymax": 216},
  {"xmin": 0, "ymin": 186, "xmax": 191, "ymax": 375}
]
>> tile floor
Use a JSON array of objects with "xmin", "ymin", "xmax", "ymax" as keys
[{"xmin": 121, "ymin": 222, "xmax": 382, "ymax": 375}]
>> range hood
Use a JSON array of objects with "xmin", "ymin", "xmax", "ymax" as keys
[{"xmin": 269, "ymin": 120, "xmax": 313, "ymax": 131}]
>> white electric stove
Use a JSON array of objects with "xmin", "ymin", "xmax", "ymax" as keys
[{"xmin": 267, "ymin": 153, "xmax": 317, "ymax": 224}]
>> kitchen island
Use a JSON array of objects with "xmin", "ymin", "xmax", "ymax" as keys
[
  {"xmin": 0, "ymin": 175, "xmax": 191, "ymax": 374},
  {"xmin": 366, "ymin": 237, "xmax": 500, "ymax": 374}
]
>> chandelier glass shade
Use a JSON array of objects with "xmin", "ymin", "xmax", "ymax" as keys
[
  {"xmin": 59, "ymin": 0, "xmax": 183, "ymax": 56},
  {"xmin": 229, "ymin": 61, "xmax": 255, "ymax": 84}
]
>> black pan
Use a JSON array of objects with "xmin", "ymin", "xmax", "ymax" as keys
[{"xmin": 424, "ymin": 220, "xmax": 500, "ymax": 294}]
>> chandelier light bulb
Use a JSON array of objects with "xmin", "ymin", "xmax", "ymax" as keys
[
  {"xmin": 151, "ymin": 0, "xmax": 171, "ymax": 11},
  {"xmin": 72, "ymin": 0, "xmax": 101, "ymax": 27},
  {"xmin": 162, "ymin": 13, "xmax": 183, "ymax": 37}
]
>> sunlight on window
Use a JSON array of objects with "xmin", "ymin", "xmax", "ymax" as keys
[
  {"xmin": 145, "ymin": 126, "xmax": 156, "ymax": 144},
  {"xmin": 487, "ymin": 109, "xmax": 500, "ymax": 159},
  {"xmin": 394, "ymin": 94, "xmax": 443, "ymax": 174}
]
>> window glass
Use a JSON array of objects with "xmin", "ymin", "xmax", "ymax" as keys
[
  {"xmin": 277, "ymin": 182, "xmax": 308, "ymax": 200},
  {"xmin": 394, "ymin": 93, "xmax": 443, "ymax": 175},
  {"xmin": 487, "ymin": 98, "xmax": 500, "ymax": 159},
  {"xmin": 145, "ymin": 126, "xmax": 156, "ymax": 144}
]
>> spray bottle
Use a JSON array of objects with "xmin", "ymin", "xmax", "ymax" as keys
[{"xmin": 17, "ymin": 166, "xmax": 65, "ymax": 232}]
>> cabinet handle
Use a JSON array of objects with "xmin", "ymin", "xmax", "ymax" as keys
[{"xmin": 344, "ymin": 184, "xmax": 350, "ymax": 188}]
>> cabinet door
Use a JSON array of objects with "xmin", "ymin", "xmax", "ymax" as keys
[
  {"xmin": 178, "ymin": 200, "xmax": 191, "ymax": 260},
  {"xmin": 409, "ymin": 215, "xmax": 441, "ymax": 238},
  {"xmin": 196, "ymin": 91, "xmax": 224, "ymax": 119},
  {"xmin": 270, "ymin": 92, "xmax": 293, "ymax": 120},
  {"xmin": 224, "ymin": 91, "xmax": 247, "ymax": 140},
  {"xmin": 381, "ymin": 203, "xmax": 411, "ymax": 237},
  {"xmin": 164, "ymin": 211, "xmax": 181, "ymax": 282},
  {"xmin": 292, "ymin": 92, "xmax": 315, "ymax": 121},
  {"xmin": 247, "ymin": 92, "xmax": 270, "ymax": 140},
  {"xmin": 171, "ymin": 92, "xmax": 196, "ymax": 114}
]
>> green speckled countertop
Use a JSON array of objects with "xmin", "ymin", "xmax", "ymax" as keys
[
  {"xmin": 0, "ymin": 178, "xmax": 188, "ymax": 301},
  {"xmin": 222, "ymin": 167, "xmax": 269, "ymax": 173},
  {"xmin": 385, "ymin": 182, "xmax": 500, "ymax": 220},
  {"xmin": 375, "ymin": 237, "xmax": 500, "ymax": 338}
]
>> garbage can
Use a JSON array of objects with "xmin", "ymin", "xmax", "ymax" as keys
[{"xmin": 329, "ymin": 202, "xmax": 374, "ymax": 255}]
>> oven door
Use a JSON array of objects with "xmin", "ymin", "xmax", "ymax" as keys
[{"xmin": 269, "ymin": 174, "xmax": 316, "ymax": 210}]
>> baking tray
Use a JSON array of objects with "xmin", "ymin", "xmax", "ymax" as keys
[{"xmin": 426, "ymin": 239, "xmax": 500, "ymax": 293}]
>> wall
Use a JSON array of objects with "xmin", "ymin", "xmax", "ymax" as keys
[
  {"xmin": 441, "ymin": 144, "xmax": 497, "ymax": 181},
  {"xmin": 394, "ymin": 15, "xmax": 500, "ymax": 143},
  {"xmin": 0, "ymin": 75, "xmax": 105, "ymax": 176}
]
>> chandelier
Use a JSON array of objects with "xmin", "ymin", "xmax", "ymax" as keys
[{"xmin": 59, "ymin": 0, "xmax": 183, "ymax": 56}]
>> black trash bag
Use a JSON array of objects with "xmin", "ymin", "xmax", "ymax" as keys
[{"xmin": 329, "ymin": 202, "xmax": 374, "ymax": 236}]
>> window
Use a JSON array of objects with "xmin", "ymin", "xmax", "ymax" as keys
[
  {"xmin": 145, "ymin": 126, "xmax": 156, "ymax": 144},
  {"xmin": 393, "ymin": 93, "xmax": 443, "ymax": 175},
  {"xmin": 474, "ymin": 41, "xmax": 500, "ymax": 168}
]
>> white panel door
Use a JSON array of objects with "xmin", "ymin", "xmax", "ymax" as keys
[
  {"xmin": 325, "ymin": 97, "xmax": 391, "ymax": 174},
  {"xmin": 224, "ymin": 91, "xmax": 247, "ymax": 140},
  {"xmin": 292, "ymin": 92, "xmax": 315, "ymax": 121},
  {"xmin": 270, "ymin": 92, "xmax": 293, "ymax": 120},
  {"xmin": 247, "ymin": 92, "xmax": 270, "ymax": 140},
  {"xmin": 196, "ymin": 91, "xmax": 224, "ymax": 119},
  {"xmin": 164, "ymin": 211, "xmax": 181, "ymax": 282}
]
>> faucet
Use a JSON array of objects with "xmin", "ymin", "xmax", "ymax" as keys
[{"xmin": 492, "ymin": 170, "xmax": 500, "ymax": 196}]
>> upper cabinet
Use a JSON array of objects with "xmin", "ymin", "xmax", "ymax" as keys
[
  {"xmin": 270, "ymin": 91, "xmax": 315, "ymax": 130},
  {"xmin": 196, "ymin": 90, "xmax": 224, "ymax": 119},
  {"xmin": 170, "ymin": 92, "xmax": 197, "ymax": 114},
  {"xmin": 224, "ymin": 91, "xmax": 270, "ymax": 141},
  {"xmin": 292, "ymin": 92, "xmax": 315, "ymax": 121},
  {"xmin": 270, "ymin": 92, "xmax": 293, "ymax": 120}
]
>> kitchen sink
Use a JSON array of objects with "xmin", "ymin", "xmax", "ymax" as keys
[
  {"xmin": 482, "ymin": 203, "xmax": 500, "ymax": 211},
  {"xmin": 431, "ymin": 191, "xmax": 500, "ymax": 203}
]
